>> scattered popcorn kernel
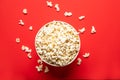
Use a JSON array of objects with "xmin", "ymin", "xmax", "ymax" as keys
[
  {"xmin": 55, "ymin": 4, "xmax": 60, "ymax": 12},
  {"xmin": 83, "ymin": 53, "xmax": 90, "ymax": 58},
  {"xmin": 77, "ymin": 58, "xmax": 82, "ymax": 65},
  {"xmin": 46, "ymin": 1, "xmax": 53, "ymax": 7},
  {"xmin": 44, "ymin": 66, "xmax": 49, "ymax": 73},
  {"xmin": 16, "ymin": 38, "xmax": 20, "ymax": 43},
  {"xmin": 23, "ymin": 8, "xmax": 27, "ymax": 15},
  {"xmin": 37, "ymin": 59, "xmax": 43, "ymax": 64},
  {"xmin": 24, "ymin": 46, "xmax": 29, "ymax": 51},
  {"xmin": 64, "ymin": 12, "xmax": 72, "ymax": 17},
  {"xmin": 29, "ymin": 26, "xmax": 33, "ymax": 31},
  {"xmin": 79, "ymin": 27, "xmax": 85, "ymax": 33},
  {"xmin": 36, "ymin": 64, "xmax": 43, "ymax": 72},
  {"xmin": 91, "ymin": 26, "xmax": 96, "ymax": 34},
  {"xmin": 19, "ymin": 20, "xmax": 24, "ymax": 26},
  {"xmin": 21, "ymin": 45, "xmax": 25, "ymax": 51},
  {"xmin": 27, "ymin": 53, "xmax": 32, "ymax": 59},
  {"xmin": 25, "ymin": 49, "xmax": 32, "ymax": 53},
  {"xmin": 21, "ymin": 45, "xmax": 32, "ymax": 53},
  {"xmin": 35, "ymin": 66, "xmax": 39, "ymax": 71},
  {"xmin": 79, "ymin": 16, "xmax": 85, "ymax": 20}
]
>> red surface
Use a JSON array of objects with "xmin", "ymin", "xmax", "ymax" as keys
[{"xmin": 0, "ymin": 0, "xmax": 120, "ymax": 80}]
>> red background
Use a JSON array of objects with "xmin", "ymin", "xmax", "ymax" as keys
[{"xmin": 0, "ymin": 0, "xmax": 120, "ymax": 80}]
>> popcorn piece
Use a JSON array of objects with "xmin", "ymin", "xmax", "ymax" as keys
[
  {"xmin": 24, "ymin": 46, "xmax": 29, "ymax": 51},
  {"xmin": 79, "ymin": 16, "xmax": 85, "ymax": 20},
  {"xmin": 91, "ymin": 26, "xmax": 96, "ymax": 34},
  {"xmin": 36, "ymin": 64, "xmax": 43, "ymax": 72},
  {"xmin": 21, "ymin": 45, "xmax": 25, "ymax": 51},
  {"xmin": 44, "ymin": 66, "xmax": 49, "ymax": 73},
  {"xmin": 55, "ymin": 4, "xmax": 60, "ymax": 12},
  {"xmin": 46, "ymin": 1, "xmax": 53, "ymax": 7},
  {"xmin": 16, "ymin": 38, "xmax": 20, "ymax": 43},
  {"xmin": 23, "ymin": 8, "xmax": 27, "ymax": 15},
  {"xmin": 77, "ymin": 58, "xmax": 82, "ymax": 65},
  {"xmin": 25, "ymin": 49, "xmax": 32, "ymax": 53},
  {"xmin": 37, "ymin": 59, "xmax": 43, "ymax": 64},
  {"xmin": 60, "ymin": 37, "xmax": 66, "ymax": 43},
  {"xmin": 19, "ymin": 20, "xmax": 24, "ymax": 26},
  {"xmin": 21, "ymin": 45, "xmax": 32, "ymax": 53},
  {"xmin": 79, "ymin": 27, "xmax": 85, "ymax": 33},
  {"xmin": 83, "ymin": 53, "xmax": 90, "ymax": 58},
  {"xmin": 21, "ymin": 45, "xmax": 32, "ymax": 59},
  {"xmin": 27, "ymin": 53, "xmax": 32, "ymax": 59},
  {"xmin": 64, "ymin": 12, "xmax": 72, "ymax": 17},
  {"xmin": 29, "ymin": 26, "xmax": 33, "ymax": 31}
]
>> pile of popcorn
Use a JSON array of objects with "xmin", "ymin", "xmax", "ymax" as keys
[{"xmin": 35, "ymin": 21, "xmax": 80, "ymax": 67}]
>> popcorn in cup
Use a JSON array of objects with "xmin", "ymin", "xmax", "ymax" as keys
[{"xmin": 35, "ymin": 21, "xmax": 81, "ymax": 67}]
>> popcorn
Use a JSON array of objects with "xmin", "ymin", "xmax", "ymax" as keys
[
  {"xmin": 19, "ymin": 20, "xmax": 24, "ymax": 26},
  {"xmin": 23, "ymin": 8, "xmax": 27, "ymax": 15},
  {"xmin": 44, "ymin": 66, "xmax": 49, "ymax": 73},
  {"xmin": 21, "ymin": 45, "xmax": 25, "ymax": 51},
  {"xmin": 21, "ymin": 45, "xmax": 32, "ymax": 53},
  {"xmin": 16, "ymin": 38, "xmax": 20, "ymax": 43},
  {"xmin": 60, "ymin": 37, "xmax": 66, "ymax": 43},
  {"xmin": 64, "ymin": 12, "xmax": 72, "ymax": 17},
  {"xmin": 79, "ymin": 27, "xmax": 85, "ymax": 33},
  {"xmin": 29, "ymin": 26, "xmax": 33, "ymax": 31},
  {"xmin": 27, "ymin": 53, "xmax": 32, "ymax": 59},
  {"xmin": 91, "ymin": 26, "xmax": 96, "ymax": 34},
  {"xmin": 83, "ymin": 53, "xmax": 90, "ymax": 58},
  {"xmin": 35, "ymin": 21, "xmax": 80, "ymax": 67},
  {"xmin": 79, "ymin": 16, "xmax": 85, "ymax": 20},
  {"xmin": 77, "ymin": 58, "xmax": 82, "ymax": 65},
  {"xmin": 36, "ymin": 64, "xmax": 43, "ymax": 72},
  {"xmin": 55, "ymin": 4, "xmax": 60, "ymax": 12},
  {"xmin": 25, "ymin": 49, "xmax": 32, "ymax": 53},
  {"xmin": 46, "ymin": 1, "xmax": 53, "ymax": 7},
  {"xmin": 24, "ymin": 46, "xmax": 29, "ymax": 51},
  {"xmin": 37, "ymin": 59, "xmax": 43, "ymax": 64}
]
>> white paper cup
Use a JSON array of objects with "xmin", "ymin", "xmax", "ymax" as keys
[{"xmin": 35, "ymin": 21, "xmax": 81, "ymax": 67}]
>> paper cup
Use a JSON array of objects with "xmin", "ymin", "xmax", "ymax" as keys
[{"xmin": 35, "ymin": 21, "xmax": 81, "ymax": 67}]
